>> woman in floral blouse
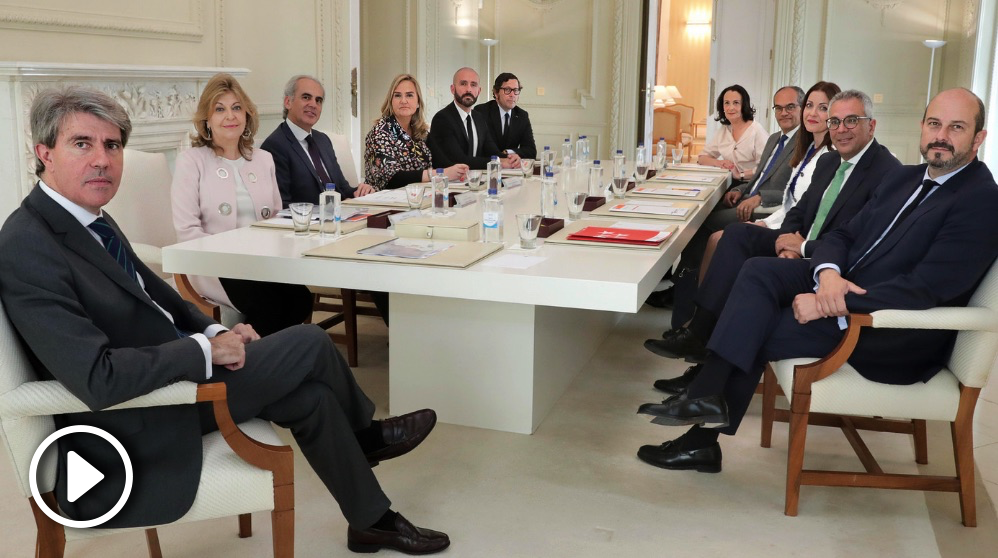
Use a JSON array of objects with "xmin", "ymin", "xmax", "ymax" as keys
[{"xmin": 365, "ymin": 74, "xmax": 468, "ymax": 190}]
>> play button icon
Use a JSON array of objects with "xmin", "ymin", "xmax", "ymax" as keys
[
  {"xmin": 66, "ymin": 451, "xmax": 106, "ymax": 502},
  {"xmin": 29, "ymin": 425, "xmax": 133, "ymax": 528}
]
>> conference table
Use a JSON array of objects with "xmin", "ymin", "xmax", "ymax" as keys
[{"xmin": 162, "ymin": 168, "xmax": 729, "ymax": 434}]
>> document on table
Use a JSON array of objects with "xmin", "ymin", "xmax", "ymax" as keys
[
  {"xmin": 607, "ymin": 202, "xmax": 690, "ymax": 217},
  {"xmin": 631, "ymin": 185, "xmax": 704, "ymax": 198},
  {"xmin": 357, "ymin": 238, "xmax": 454, "ymax": 259},
  {"xmin": 482, "ymin": 254, "xmax": 546, "ymax": 269},
  {"xmin": 354, "ymin": 189, "xmax": 408, "ymax": 203},
  {"xmin": 650, "ymin": 173, "xmax": 717, "ymax": 184}
]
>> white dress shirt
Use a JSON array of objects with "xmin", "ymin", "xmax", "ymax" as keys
[
  {"xmin": 39, "ymin": 180, "xmax": 226, "ymax": 379},
  {"xmin": 286, "ymin": 118, "xmax": 331, "ymax": 178},
  {"xmin": 761, "ymin": 143, "xmax": 829, "ymax": 228},
  {"xmin": 454, "ymin": 100, "xmax": 478, "ymax": 156}
]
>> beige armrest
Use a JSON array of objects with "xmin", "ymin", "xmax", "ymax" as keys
[
  {"xmin": 870, "ymin": 307, "xmax": 998, "ymax": 332},
  {"xmin": 0, "ymin": 381, "xmax": 197, "ymax": 419}
]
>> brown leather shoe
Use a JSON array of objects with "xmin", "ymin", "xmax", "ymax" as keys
[
  {"xmin": 347, "ymin": 513, "xmax": 450, "ymax": 554},
  {"xmin": 365, "ymin": 409, "xmax": 436, "ymax": 467}
]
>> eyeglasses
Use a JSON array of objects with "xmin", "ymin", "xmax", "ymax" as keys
[
  {"xmin": 499, "ymin": 87, "xmax": 522, "ymax": 95},
  {"xmin": 826, "ymin": 116, "xmax": 872, "ymax": 130},
  {"xmin": 772, "ymin": 103, "xmax": 799, "ymax": 114}
]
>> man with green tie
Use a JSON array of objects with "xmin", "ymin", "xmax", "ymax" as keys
[{"xmin": 644, "ymin": 90, "xmax": 901, "ymax": 386}]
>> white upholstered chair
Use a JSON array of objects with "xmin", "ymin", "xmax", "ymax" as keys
[
  {"xmin": 0, "ymin": 296, "xmax": 295, "ymax": 557},
  {"xmin": 760, "ymin": 258, "xmax": 998, "ymax": 526}
]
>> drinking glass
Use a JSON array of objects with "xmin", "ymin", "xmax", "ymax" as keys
[
  {"xmin": 567, "ymin": 191, "xmax": 588, "ymax": 220},
  {"xmin": 467, "ymin": 170, "xmax": 483, "ymax": 191},
  {"xmin": 672, "ymin": 147, "xmax": 683, "ymax": 165},
  {"xmin": 516, "ymin": 214, "xmax": 543, "ymax": 249},
  {"xmin": 404, "ymin": 182, "xmax": 426, "ymax": 210},
  {"xmin": 520, "ymin": 158, "xmax": 535, "ymax": 177},
  {"xmin": 635, "ymin": 159, "xmax": 649, "ymax": 184},
  {"xmin": 289, "ymin": 202, "xmax": 314, "ymax": 236}
]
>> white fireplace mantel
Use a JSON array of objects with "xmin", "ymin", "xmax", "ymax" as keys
[{"xmin": 1, "ymin": 62, "xmax": 249, "ymax": 219}]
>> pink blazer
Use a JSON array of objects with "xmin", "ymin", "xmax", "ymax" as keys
[{"xmin": 171, "ymin": 146, "xmax": 282, "ymax": 308}]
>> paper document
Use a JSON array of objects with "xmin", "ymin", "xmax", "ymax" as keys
[
  {"xmin": 650, "ymin": 173, "xmax": 716, "ymax": 184},
  {"xmin": 632, "ymin": 186, "xmax": 702, "ymax": 198},
  {"xmin": 357, "ymin": 238, "xmax": 454, "ymax": 259},
  {"xmin": 608, "ymin": 203, "xmax": 689, "ymax": 217},
  {"xmin": 567, "ymin": 226, "xmax": 672, "ymax": 246},
  {"xmin": 608, "ymin": 221, "xmax": 669, "ymax": 231},
  {"xmin": 355, "ymin": 189, "xmax": 408, "ymax": 203}
]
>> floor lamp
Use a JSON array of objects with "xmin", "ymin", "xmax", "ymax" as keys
[
  {"xmin": 923, "ymin": 39, "xmax": 946, "ymax": 105},
  {"xmin": 481, "ymin": 38, "xmax": 498, "ymax": 90}
]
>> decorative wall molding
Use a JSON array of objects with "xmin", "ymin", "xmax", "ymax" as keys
[
  {"xmin": 0, "ymin": 63, "xmax": 248, "ymax": 212},
  {"xmin": 790, "ymin": 0, "xmax": 806, "ymax": 87},
  {"xmin": 0, "ymin": 1, "xmax": 204, "ymax": 41},
  {"xmin": 609, "ymin": 0, "xmax": 623, "ymax": 148},
  {"xmin": 215, "ymin": 0, "xmax": 226, "ymax": 66}
]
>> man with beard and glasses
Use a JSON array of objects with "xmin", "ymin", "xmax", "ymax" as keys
[
  {"xmin": 634, "ymin": 88, "xmax": 998, "ymax": 475},
  {"xmin": 428, "ymin": 67, "xmax": 519, "ymax": 170}
]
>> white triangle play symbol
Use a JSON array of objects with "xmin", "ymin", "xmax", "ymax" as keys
[{"xmin": 67, "ymin": 451, "xmax": 105, "ymax": 503}]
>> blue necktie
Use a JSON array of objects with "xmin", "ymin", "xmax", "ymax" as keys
[
  {"xmin": 88, "ymin": 217, "xmax": 137, "ymax": 282},
  {"xmin": 748, "ymin": 134, "xmax": 787, "ymax": 197},
  {"xmin": 787, "ymin": 144, "xmax": 818, "ymax": 201}
]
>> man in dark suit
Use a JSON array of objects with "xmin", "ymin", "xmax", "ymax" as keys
[
  {"xmin": 260, "ymin": 75, "xmax": 373, "ymax": 207},
  {"xmin": 473, "ymin": 72, "xmax": 537, "ymax": 160},
  {"xmin": 428, "ymin": 67, "xmax": 519, "ymax": 170},
  {"xmin": 0, "ymin": 87, "xmax": 448, "ymax": 554},
  {"xmin": 635, "ymin": 88, "xmax": 998, "ymax": 474},
  {"xmin": 647, "ymin": 90, "xmax": 901, "ymax": 376}
]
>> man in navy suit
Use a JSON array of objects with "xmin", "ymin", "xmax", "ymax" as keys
[
  {"xmin": 428, "ymin": 67, "xmax": 519, "ymax": 170},
  {"xmin": 646, "ymin": 91, "xmax": 901, "ymax": 380},
  {"xmin": 473, "ymin": 72, "xmax": 537, "ymax": 160},
  {"xmin": 261, "ymin": 75, "xmax": 373, "ymax": 206},
  {"xmin": 635, "ymin": 88, "xmax": 998, "ymax": 473}
]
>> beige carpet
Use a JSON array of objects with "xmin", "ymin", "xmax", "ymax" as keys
[{"xmin": 1, "ymin": 306, "xmax": 996, "ymax": 557}]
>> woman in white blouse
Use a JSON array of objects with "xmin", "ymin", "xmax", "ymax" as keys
[
  {"xmin": 172, "ymin": 73, "xmax": 313, "ymax": 335},
  {"xmin": 697, "ymin": 84, "xmax": 769, "ymax": 182},
  {"xmin": 758, "ymin": 81, "xmax": 841, "ymax": 229}
]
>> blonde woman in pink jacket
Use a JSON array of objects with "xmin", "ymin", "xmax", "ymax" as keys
[{"xmin": 172, "ymin": 73, "xmax": 312, "ymax": 335}]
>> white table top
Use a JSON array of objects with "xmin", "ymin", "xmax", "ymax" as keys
[{"xmin": 162, "ymin": 172, "xmax": 727, "ymax": 313}]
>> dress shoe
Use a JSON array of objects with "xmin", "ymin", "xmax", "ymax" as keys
[
  {"xmin": 637, "ymin": 392, "xmax": 728, "ymax": 427},
  {"xmin": 644, "ymin": 287, "xmax": 674, "ymax": 309},
  {"xmin": 653, "ymin": 364, "xmax": 702, "ymax": 395},
  {"xmin": 365, "ymin": 409, "xmax": 436, "ymax": 467},
  {"xmin": 637, "ymin": 439, "xmax": 722, "ymax": 473},
  {"xmin": 643, "ymin": 327, "xmax": 708, "ymax": 362},
  {"xmin": 660, "ymin": 326, "xmax": 683, "ymax": 339},
  {"xmin": 347, "ymin": 513, "xmax": 450, "ymax": 554}
]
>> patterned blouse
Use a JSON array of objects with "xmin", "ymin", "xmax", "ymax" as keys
[{"xmin": 364, "ymin": 115, "xmax": 432, "ymax": 190}]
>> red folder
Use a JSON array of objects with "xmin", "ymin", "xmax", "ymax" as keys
[{"xmin": 566, "ymin": 226, "xmax": 670, "ymax": 246}]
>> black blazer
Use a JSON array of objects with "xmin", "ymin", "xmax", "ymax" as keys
[
  {"xmin": 780, "ymin": 139, "xmax": 900, "ymax": 257},
  {"xmin": 0, "ymin": 186, "xmax": 217, "ymax": 528},
  {"xmin": 427, "ymin": 103, "xmax": 504, "ymax": 170},
  {"xmin": 473, "ymin": 100, "xmax": 537, "ymax": 159},
  {"xmin": 260, "ymin": 121, "xmax": 356, "ymax": 207},
  {"xmin": 811, "ymin": 160, "xmax": 998, "ymax": 383}
]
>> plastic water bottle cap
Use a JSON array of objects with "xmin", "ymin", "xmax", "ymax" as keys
[
  {"xmin": 491, "ymin": 155, "xmax": 499, "ymax": 160},
  {"xmin": 616, "ymin": 150, "xmax": 623, "ymax": 154},
  {"xmin": 545, "ymin": 171, "xmax": 554, "ymax": 178},
  {"xmin": 325, "ymin": 183, "xmax": 336, "ymax": 191},
  {"xmin": 544, "ymin": 146, "xmax": 550, "ymax": 150},
  {"xmin": 594, "ymin": 160, "xmax": 601, "ymax": 165},
  {"xmin": 436, "ymin": 168, "xmax": 444, "ymax": 174}
]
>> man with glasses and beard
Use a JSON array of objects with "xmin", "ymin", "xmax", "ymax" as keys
[
  {"xmin": 634, "ymin": 88, "xmax": 998, "ymax": 475},
  {"xmin": 474, "ymin": 72, "xmax": 537, "ymax": 160},
  {"xmin": 428, "ymin": 67, "xmax": 519, "ymax": 170}
]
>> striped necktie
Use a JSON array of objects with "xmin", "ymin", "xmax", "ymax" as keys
[
  {"xmin": 807, "ymin": 160, "xmax": 852, "ymax": 240},
  {"xmin": 88, "ymin": 217, "xmax": 137, "ymax": 282},
  {"xmin": 748, "ymin": 134, "xmax": 787, "ymax": 196}
]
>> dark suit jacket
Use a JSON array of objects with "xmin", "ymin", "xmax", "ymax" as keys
[
  {"xmin": 781, "ymin": 140, "xmax": 900, "ymax": 257},
  {"xmin": 260, "ymin": 121, "xmax": 356, "ymax": 207},
  {"xmin": 427, "ymin": 103, "xmax": 504, "ymax": 170},
  {"xmin": 0, "ymin": 186, "xmax": 216, "ymax": 528},
  {"xmin": 734, "ymin": 130, "xmax": 798, "ymax": 206},
  {"xmin": 811, "ymin": 160, "xmax": 998, "ymax": 383},
  {"xmin": 473, "ymin": 100, "xmax": 537, "ymax": 159}
]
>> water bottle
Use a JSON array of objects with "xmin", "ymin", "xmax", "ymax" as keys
[
  {"xmin": 319, "ymin": 183, "xmax": 341, "ymax": 239},
  {"xmin": 482, "ymin": 172, "xmax": 504, "ymax": 243},
  {"xmin": 487, "ymin": 156, "xmax": 502, "ymax": 193},
  {"xmin": 635, "ymin": 142, "xmax": 648, "ymax": 183},
  {"xmin": 588, "ymin": 160, "xmax": 604, "ymax": 197},
  {"xmin": 584, "ymin": 136, "xmax": 592, "ymax": 162},
  {"xmin": 576, "ymin": 135, "xmax": 588, "ymax": 165},
  {"xmin": 541, "ymin": 171, "xmax": 557, "ymax": 218},
  {"xmin": 431, "ymin": 168, "xmax": 449, "ymax": 214},
  {"xmin": 560, "ymin": 137, "xmax": 573, "ymax": 168},
  {"xmin": 611, "ymin": 150, "xmax": 627, "ymax": 198},
  {"xmin": 656, "ymin": 137, "xmax": 668, "ymax": 170},
  {"xmin": 540, "ymin": 145, "xmax": 553, "ymax": 175}
]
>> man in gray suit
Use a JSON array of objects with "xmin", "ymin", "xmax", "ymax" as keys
[{"xmin": 0, "ymin": 87, "xmax": 449, "ymax": 554}]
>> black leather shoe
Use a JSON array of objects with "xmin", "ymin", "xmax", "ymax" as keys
[
  {"xmin": 653, "ymin": 364, "xmax": 702, "ymax": 395},
  {"xmin": 365, "ymin": 409, "xmax": 436, "ymax": 467},
  {"xmin": 347, "ymin": 513, "xmax": 450, "ymax": 554},
  {"xmin": 637, "ymin": 439, "xmax": 722, "ymax": 473},
  {"xmin": 637, "ymin": 392, "xmax": 728, "ymax": 427},
  {"xmin": 660, "ymin": 326, "xmax": 683, "ymax": 339},
  {"xmin": 645, "ymin": 287, "xmax": 674, "ymax": 309},
  {"xmin": 643, "ymin": 327, "xmax": 708, "ymax": 362}
]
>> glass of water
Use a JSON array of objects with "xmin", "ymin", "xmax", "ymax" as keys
[
  {"xmin": 404, "ymin": 182, "xmax": 426, "ymax": 210},
  {"xmin": 289, "ymin": 202, "xmax": 314, "ymax": 236},
  {"xmin": 567, "ymin": 191, "xmax": 588, "ymax": 220},
  {"xmin": 467, "ymin": 170, "xmax": 483, "ymax": 191},
  {"xmin": 672, "ymin": 147, "xmax": 683, "ymax": 165},
  {"xmin": 520, "ymin": 158, "xmax": 535, "ymax": 177}
]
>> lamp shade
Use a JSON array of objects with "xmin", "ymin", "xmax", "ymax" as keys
[{"xmin": 653, "ymin": 85, "xmax": 668, "ymax": 107}]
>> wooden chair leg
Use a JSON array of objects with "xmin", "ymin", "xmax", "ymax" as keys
[
  {"xmin": 342, "ymin": 289, "xmax": 359, "ymax": 367},
  {"xmin": 912, "ymin": 419, "xmax": 928, "ymax": 465},
  {"xmin": 30, "ymin": 493, "xmax": 65, "ymax": 558},
  {"xmin": 761, "ymin": 365, "xmax": 777, "ymax": 448},
  {"xmin": 952, "ymin": 386, "xmax": 981, "ymax": 527},
  {"xmin": 238, "ymin": 513, "xmax": 252, "ymax": 538},
  {"xmin": 144, "ymin": 529, "xmax": 163, "ymax": 558},
  {"xmin": 785, "ymin": 399, "xmax": 810, "ymax": 517}
]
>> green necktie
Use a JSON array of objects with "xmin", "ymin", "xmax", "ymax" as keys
[{"xmin": 807, "ymin": 160, "xmax": 852, "ymax": 240}]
